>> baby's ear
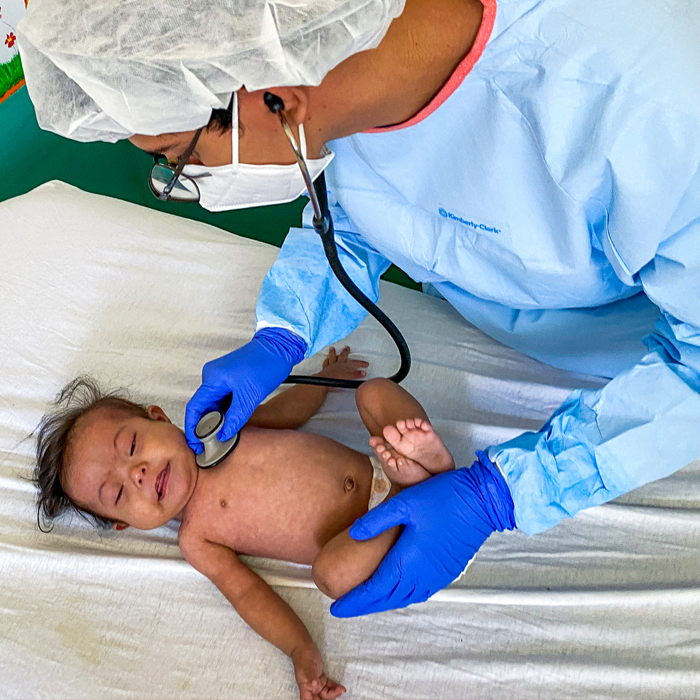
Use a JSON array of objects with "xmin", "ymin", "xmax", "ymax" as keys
[
  {"xmin": 112, "ymin": 522, "xmax": 129, "ymax": 531},
  {"xmin": 147, "ymin": 405, "xmax": 172, "ymax": 423}
]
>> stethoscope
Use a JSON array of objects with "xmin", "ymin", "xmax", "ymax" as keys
[{"xmin": 195, "ymin": 92, "xmax": 411, "ymax": 468}]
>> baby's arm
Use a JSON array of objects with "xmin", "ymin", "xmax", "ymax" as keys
[
  {"xmin": 247, "ymin": 347, "xmax": 368, "ymax": 430},
  {"xmin": 180, "ymin": 536, "xmax": 345, "ymax": 700}
]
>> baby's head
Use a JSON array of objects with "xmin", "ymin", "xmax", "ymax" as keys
[{"xmin": 35, "ymin": 377, "xmax": 198, "ymax": 532}]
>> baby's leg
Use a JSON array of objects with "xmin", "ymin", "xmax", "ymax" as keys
[
  {"xmin": 355, "ymin": 379, "xmax": 454, "ymax": 484},
  {"xmin": 312, "ymin": 381, "xmax": 457, "ymax": 600},
  {"xmin": 312, "ymin": 525, "xmax": 400, "ymax": 601},
  {"xmin": 314, "ymin": 460, "xmax": 514, "ymax": 602},
  {"xmin": 355, "ymin": 377, "xmax": 430, "ymax": 436}
]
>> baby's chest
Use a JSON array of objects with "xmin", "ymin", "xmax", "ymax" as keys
[{"xmin": 193, "ymin": 458, "xmax": 371, "ymax": 562}]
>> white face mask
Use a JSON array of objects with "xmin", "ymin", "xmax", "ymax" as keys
[{"xmin": 183, "ymin": 95, "xmax": 334, "ymax": 212}]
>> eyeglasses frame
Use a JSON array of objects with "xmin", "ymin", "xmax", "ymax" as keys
[{"xmin": 149, "ymin": 126, "xmax": 204, "ymax": 202}]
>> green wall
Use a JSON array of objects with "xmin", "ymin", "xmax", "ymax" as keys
[{"xmin": 0, "ymin": 85, "xmax": 418, "ymax": 289}]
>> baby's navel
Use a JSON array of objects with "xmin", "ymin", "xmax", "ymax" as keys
[
  {"xmin": 344, "ymin": 476, "xmax": 355, "ymax": 493},
  {"xmin": 220, "ymin": 499, "xmax": 226, "ymax": 508}
]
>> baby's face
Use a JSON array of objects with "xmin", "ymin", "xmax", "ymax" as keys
[{"xmin": 63, "ymin": 405, "xmax": 198, "ymax": 530}]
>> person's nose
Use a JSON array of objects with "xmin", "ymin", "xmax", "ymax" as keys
[{"xmin": 129, "ymin": 463, "xmax": 147, "ymax": 487}]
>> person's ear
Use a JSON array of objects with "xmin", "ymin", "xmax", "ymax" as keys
[
  {"xmin": 239, "ymin": 86, "xmax": 310, "ymax": 130},
  {"xmin": 112, "ymin": 522, "xmax": 129, "ymax": 531},
  {"xmin": 264, "ymin": 87, "xmax": 310, "ymax": 127},
  {"xmin": 147, "ymin": 405, "xmax": 171, "ymax": 423}
]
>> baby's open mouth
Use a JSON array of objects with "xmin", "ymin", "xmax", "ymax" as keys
[{"xmin": 156, "ymin": 464, "xmax": 170, "ymax": 501}]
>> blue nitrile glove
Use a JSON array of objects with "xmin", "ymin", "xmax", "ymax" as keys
[
  {"xmin": 330, "ymin": 451, "xmax": 516, "ymax": 617},
  {"xmin": 185, "ymin": 327, "xmax": 307, "ymax": 453}
]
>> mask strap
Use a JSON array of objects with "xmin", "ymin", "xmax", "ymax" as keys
[{"xmin": 230, "ymin": 91, "xmax": 239, "ymax": 167}]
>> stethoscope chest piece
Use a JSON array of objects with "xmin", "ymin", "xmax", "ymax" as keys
[{"xmin": 195, "ymin": 410, "xmax": 240, "ymax": 469}]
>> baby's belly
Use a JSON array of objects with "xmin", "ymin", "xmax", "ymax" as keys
[{"xmin": 209, "ymin": 428, "xmax": 374, "ymax": 564}]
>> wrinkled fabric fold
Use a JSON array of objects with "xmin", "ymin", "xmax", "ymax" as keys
[{"xmin": 17, "ymin": 0, "xmax": 405, "ymax": 141}]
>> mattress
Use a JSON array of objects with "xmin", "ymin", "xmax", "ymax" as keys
[{"xmin": 1, "ymin": 182, "xmax": 699, "ymax": 699}]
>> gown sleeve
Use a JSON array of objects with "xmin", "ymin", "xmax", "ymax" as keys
[
  {"xmin": 489, "ymin": 202, "xmax": 700, "ymax": 535},
  {"xmin": 255, "ymin": 197, "xmax": 392, "ymax": 357}
]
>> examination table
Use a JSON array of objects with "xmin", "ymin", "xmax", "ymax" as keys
[{"xmin": 1, "ymin": 182, "xmax": 699, "ymax": 699}]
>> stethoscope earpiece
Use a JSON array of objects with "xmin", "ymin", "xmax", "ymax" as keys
[
  {"xmin": 194, "ymin": 410, "xmax": 240, "ymax": 469},
  {"xmin": 263, "ymin": 92, "xmax": 285, "ymax": 114}
]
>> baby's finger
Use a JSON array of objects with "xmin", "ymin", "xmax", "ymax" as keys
[
  {"xmin": 320, "ymin": 681, "xmax": 346, "ymax": 699},
  {"xmin": 338, "ymin": 346, "xmax": 351, "ymax": 360},
  {"xmin": 323, "ymin": 348, "xmax": 336, "ymax": 368},
  {"xmin": 300, "ymin": 682, "xmax": 323, "ymax": 700},
  {"xmin": 306, "ymin": 676, "xmax": 329, "ymax": 700},
  {"xmin": 346, "ymin": 360, "xmax": 370, "ymax": 369}
]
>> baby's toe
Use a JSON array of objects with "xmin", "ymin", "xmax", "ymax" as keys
[
  {"xmin": 385, "ymin": 454, "xmax": 431, "ymax": 487},
  {"xmin": 371, "ymin": 443, "xmax": 387, "ymax": 459},
  {"xmin": 382, "ymin": 424, "xmax": 401, "ymax": 448}
]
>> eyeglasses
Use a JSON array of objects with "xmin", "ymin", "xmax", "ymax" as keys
[{"xmin": 148, "ymin": 127, "xmax": 204, "ymax": 203}]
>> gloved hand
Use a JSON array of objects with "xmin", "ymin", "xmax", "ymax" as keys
[
  {"xmin": 185, "ymin": 327, "xmax": 307, "ymax": 453},
  {"xmin": 330, "ymin": 451, "xmax": 516, "ymax": 617}
]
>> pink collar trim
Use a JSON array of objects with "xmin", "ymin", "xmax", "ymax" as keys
[{"xmin": 365, "ymin": 0, "xmax": 496, "ymax": 134}]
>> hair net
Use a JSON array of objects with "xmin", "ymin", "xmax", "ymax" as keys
[{"xmin": 16, "ymin": 0, "xmax": 405, "ymax": 143}]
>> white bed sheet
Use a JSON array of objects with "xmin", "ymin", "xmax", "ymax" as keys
[{"xmin": 1, "ymin": 182, "xmax": 699, "ymax": 699}]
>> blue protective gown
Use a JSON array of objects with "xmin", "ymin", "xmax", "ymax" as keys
[{"xmin": 256, "ymin": 0, "xmax": 700, "ymax": 535}]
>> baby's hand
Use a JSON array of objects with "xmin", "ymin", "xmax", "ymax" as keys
[
  {"xmin": 292, "ymin": 644, "xmax": 346, "ymax": 700},
  {"xmin": 316, "ymin": 346, "xmax": 368, "ymax": 381}
]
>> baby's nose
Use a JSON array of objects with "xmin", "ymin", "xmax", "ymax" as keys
[{"xmin": 130, "ymin": 464, "xmax": 146, "ymax": 486}]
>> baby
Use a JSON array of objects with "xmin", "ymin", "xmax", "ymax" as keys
[{"xmin": 35, "ymin": 347, "xmax": 455, "ymax": 700}]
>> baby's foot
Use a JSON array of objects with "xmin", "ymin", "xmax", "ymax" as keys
[
  {"xmin": 383, "ymin": 418, "xmax": 455, "ymax": 475},
  {"xmin": 369, "ymin": 435, "xmax": 431, "ymax": 487}
]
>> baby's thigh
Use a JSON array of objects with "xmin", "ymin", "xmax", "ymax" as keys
[
  {"xmin": 312, "ymin": 525, "xmax": 401, "ymax": 600},
  {"xmin": 355, "ymin": 378, "xmax": 429, "ymax": 437}
]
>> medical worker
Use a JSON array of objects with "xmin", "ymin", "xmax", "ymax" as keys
[{"xmin": 18, "ymin": 0, "xmax": 700, "ymax": 617}]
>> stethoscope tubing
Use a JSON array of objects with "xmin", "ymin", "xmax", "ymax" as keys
[
  {"xmin": 282, "ymin": 173, "xmax": 411, "ymax": 388},
  {"xmin": 263, "ymin": 94, "xmax": 411, "ymax": 389}
]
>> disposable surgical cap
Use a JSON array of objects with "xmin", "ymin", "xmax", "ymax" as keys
[{"xmin": 17, "ymin": 0, "xmax": 405, "ymax": 142}]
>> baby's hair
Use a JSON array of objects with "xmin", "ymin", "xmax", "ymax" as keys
[{"xmin": 34, "ymin": 376, "xmax": 149, "ymax": 533}]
